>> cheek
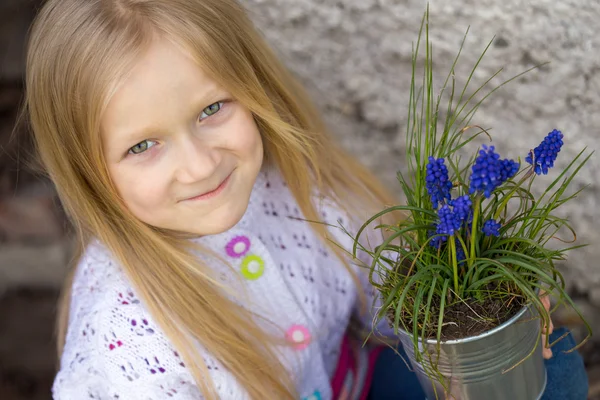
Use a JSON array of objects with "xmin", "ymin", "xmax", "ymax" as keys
[
  {"xmin": 243, "ymin": 126, "xmax": 263, "ymax": 161},
  {"xmin": 111, "ymin": 167, "xmax": 170, "ymax": 220},
  {"xmin": 229, "ymin": 110, "xmax": 263, "ymax": 159}
]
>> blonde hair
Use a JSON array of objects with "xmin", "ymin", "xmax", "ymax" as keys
[{"xmin": 25, "ymin": 0, "xmax": 398, "ymax": 398}]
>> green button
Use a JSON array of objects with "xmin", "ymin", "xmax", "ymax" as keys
[{"xmin": 241, "ymin": 255, "xmax": 264, "ymax": 280}]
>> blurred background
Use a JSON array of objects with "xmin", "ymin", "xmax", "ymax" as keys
[{"xmin": 1, "ymin": 0, "xmax": 599, "ymax": 398}]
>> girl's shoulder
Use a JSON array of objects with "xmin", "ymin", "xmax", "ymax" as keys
[{"xmin": 53, "ymin": 240, "xmax": 204, "ymax": 399}]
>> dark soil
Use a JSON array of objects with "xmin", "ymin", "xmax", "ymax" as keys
[
  {"xmin": 433, "ymin": 295, "xmax": 525, "ymax": 340},
  {"xmin": 389, "ymin": 288, "xmax": 527, "ymax": 341},
  {"xmin": 387, "ymin": 257, "xmax": 529, "ymax": 341}
]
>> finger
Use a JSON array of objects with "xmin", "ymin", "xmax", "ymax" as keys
[
  {"xmin": 541, "ymin": 333, "xmax": 553, "ymax": 359},
  {"xmin": 540, "ymin": 292, "xmax": 551, "ymax": 311},
  {"xmin": 539, "ymin": 291, "xmax": 554, "ymax": 335},
  {"xmin": 541, "ymin": 315, "xmax": 554, "ymax": 334},
  {"xmin": 538, "ymin": 290, "xmax": 553, "ymax": 359}
]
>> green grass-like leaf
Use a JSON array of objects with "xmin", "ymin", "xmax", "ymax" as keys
[{"xmin": 339, "ymin": 5, "xmax": 593, "ymax": 388}]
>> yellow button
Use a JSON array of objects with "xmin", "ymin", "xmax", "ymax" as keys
[{"xmin": 240, "ymin": 255, "xmax": 264, "ymax": 280}]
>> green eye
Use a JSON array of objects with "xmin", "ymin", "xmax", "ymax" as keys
[
  {"xmin": 128, "ymin": 140, "xmax": 156, "ymax": 155},
  {"xmin": 200, "ymin": 101, "xmax": 223, "ymax": 120}
]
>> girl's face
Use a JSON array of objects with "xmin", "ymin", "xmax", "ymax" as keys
[{"xmin": 101, "ymin": 38, "xmax": 264, "ymax": 236}]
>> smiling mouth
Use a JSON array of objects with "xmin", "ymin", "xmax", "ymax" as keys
[{"xmin": 183, "ymin": 172, "xmax": 232, "ymax": 202}]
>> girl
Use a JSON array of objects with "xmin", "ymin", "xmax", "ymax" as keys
[{"xmin": 24, "ymin": 0, "xmax": 587, "ymax": 399}]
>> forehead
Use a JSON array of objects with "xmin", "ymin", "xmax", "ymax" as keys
[
  {"xmin": 100, "ymin": 38, "xmax": 220, "ymax": 145},
  {"xmin": 121, "ymin": 38, "xmax": 213, "ymax": 92}
]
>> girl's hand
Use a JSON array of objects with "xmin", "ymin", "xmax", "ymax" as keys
[{"xmin": 540, "ymin": 290, "xmax": 554, "ymax": 359}]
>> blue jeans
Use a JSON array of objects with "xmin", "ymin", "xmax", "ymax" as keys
[{"xmin": 367, "ymin": 327, "xmax": 588, "ymax": 400}]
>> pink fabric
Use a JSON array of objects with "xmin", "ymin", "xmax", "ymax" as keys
[
  {"xmin": 331, "ymin": 335, "xmax": 353, "ymax": 399},
  {"xmin": 331, "ymin": 334, "xmax": 385, "ymax": 400}
]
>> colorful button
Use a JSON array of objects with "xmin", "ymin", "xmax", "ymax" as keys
[
  {"xmin": 286, "ymin": 324, "xmax": 311, "ymax": 350},
  {"xmin": 240, "ymin": 255, "xmax": 264, "ymax": 280},
  {"xmin": 303, "ymin": 391, "xmax": 322, "ymax": 400},
  {"xmin": 225, "ymin": 236, "xmax": 251, "ymax": 258}
]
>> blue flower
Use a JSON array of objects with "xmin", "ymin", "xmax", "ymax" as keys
[
  {"xmin": 469, "ymin": 145, "xmax": 518, "ymax": 198},
  {"xmin": 429, "ymin": 232, "xmax": 445, "ymax": 249},
  {"xmin": 455, "ymin": 238, "xmax": 466, "ymax": 264},
  {"xmin": 482, "ymin": 219, "xmax": 501, "ymax": 237},
  {"xmin": 449, "ymin": 195, "xmax": 473, "ymax": 226},
  {"xmin": 500, "ymin": 158, "xmax": 520, "ymax": 182},
  {"xmin": 426, "ymin": 156, "xmax": 453, "ymax": 209},
  {"xmin": 436, "ymin": 204, "xmax": 461, "ymax": 236},
  {"xmin": 429, "ymin": 195, "xmax": 474, "ymax": 250},
  {"xmin": 430, "ymin": 203, "xmax": 461, "ymax": 249},
  {"xmin": 525, "ymin": 129, "xmax": 564, "ymax": 175}
]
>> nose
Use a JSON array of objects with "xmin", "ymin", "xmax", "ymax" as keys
[{"xmin": 173, "ymin": 134, "xmax": 221, "ymax": 184}]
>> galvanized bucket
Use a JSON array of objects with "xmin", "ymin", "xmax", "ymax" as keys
[{"xmin": 397, "ymin": 302, "xmax": 547, "ymax": 400}]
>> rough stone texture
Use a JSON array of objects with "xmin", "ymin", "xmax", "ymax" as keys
[
  {"xmin": 239, "ymin": 0, "xmax": 600, "ymax": 374},
  {"xmin": 240, "ymin": 0, "xmax": 600, "ymax": 300}
]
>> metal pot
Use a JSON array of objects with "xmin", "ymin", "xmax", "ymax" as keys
[{"xmin": 397, "ymin": 302, "xmax": 547, "ymax": 400}]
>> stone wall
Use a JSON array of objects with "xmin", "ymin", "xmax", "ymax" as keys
[
  {"xmin": 240, "ymin": 0, "xmax": 600, "ymax": 299},
  {"xmin": 239, "ymin": 0, "xmax": 600, "ymax": 393},
  {"xmin": 239, "ymin": 0, "xmax": 600, "ymax": 347}
]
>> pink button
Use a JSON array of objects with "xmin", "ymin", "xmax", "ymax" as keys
[
  {"xmin": 225, "ymin": 236, "xmax": 251, "ymax": 258},
  {"xmin": 286, "ymin": 324, "xmax": 311, "ymax": 350}
]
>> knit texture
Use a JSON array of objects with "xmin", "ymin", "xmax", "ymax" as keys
[{"xmin": 52, "ymin": 164, "xmax": 393, "ymax": 399}]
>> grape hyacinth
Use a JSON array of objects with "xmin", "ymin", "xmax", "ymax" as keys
[
  {"xmin": 455, "ymin": 238, "xmax": 466, "ymax": 264},
  {"xmin": 525, "ymin": 129, "xmax": 564, "ymax": 175},
  {"xmin": 500, "ymin": 158, "xmax": 520, "ymax": 182},
  {"xmin": 429, "ymin": 196, "xmax": 472, "ymax": 249},
  {"xmin": 469, "ymin": 145, "xmax": 519, "ymax": 198},
  {"xmin": 429, "ymin": 205, "xmax": 457, "ymax": 249},
  {"xmin": 429, "ymin": 231, "xmax": 444, "ymax": 249},
  {"xmin": 436, "ymin": 205, "xmax": 461, "ymax": 236},
  {"xmin": 449, "ymin": 195, "xmax": 473, "ymax": 225},
  {"xmin": 482, "ymin": 219, "xmax": 501, "ymax": 237},
  {"xmin": 426, "ymin": 156, "xmax": 453, "ymax": 209}
]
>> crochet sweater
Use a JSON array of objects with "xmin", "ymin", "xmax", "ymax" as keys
[{"xmin": 52, "ymin": 165, "xmax": 393, "ymax": 399}]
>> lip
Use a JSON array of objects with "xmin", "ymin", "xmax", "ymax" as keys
[{"xmin": 183, "ymin": 172, "xmax": 232, "ymax": 202}]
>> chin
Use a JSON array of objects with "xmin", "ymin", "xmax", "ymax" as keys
[
  {"xmin": 187, "ymin": 201, "xmax": 247, "ymax": 236},
  {"xmin": 206, "ymin": 213, "xmax": 242, "ymax": 235}
]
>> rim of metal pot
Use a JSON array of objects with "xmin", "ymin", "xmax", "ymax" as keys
[{"xmin": 399, "ymin": 292, "xmax": 541, "ymax": 345}]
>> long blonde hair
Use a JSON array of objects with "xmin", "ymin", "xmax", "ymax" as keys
[{"xmin": 25, "ymin": 0, "xmax": 398, "ymax": 398}]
